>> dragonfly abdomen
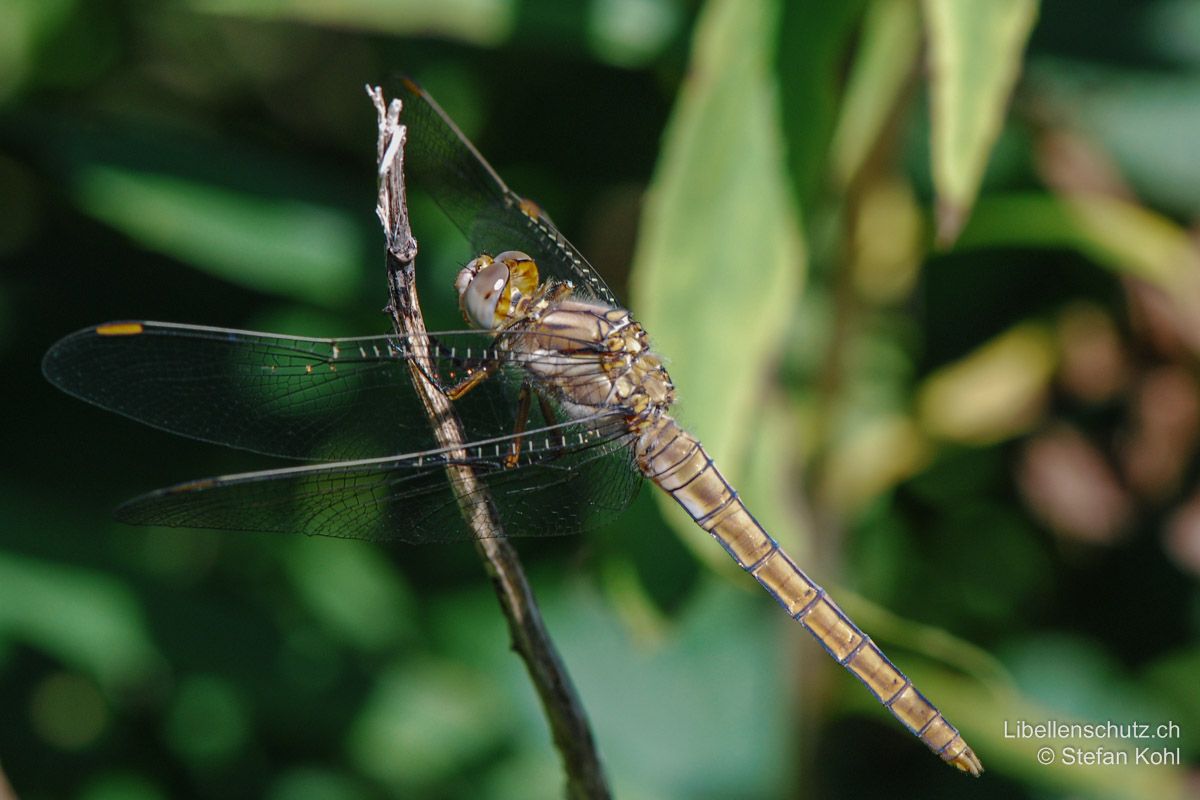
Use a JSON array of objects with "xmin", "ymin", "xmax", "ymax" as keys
[{"xmin": 634, "ymin": 415, "xmax": 983, "ymax": 776}]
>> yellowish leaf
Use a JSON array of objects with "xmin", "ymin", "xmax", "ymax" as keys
[
  {"xmin": 917, "ymin": 322, "xmax": 1056, "ymax": 444},
  {"xmin": 631, "ymin": 0, "xmax": 804, "ymax": 568},
  {"xmin": 923, "ymin": 0, "xmax": 1038, "ymax": 245}
]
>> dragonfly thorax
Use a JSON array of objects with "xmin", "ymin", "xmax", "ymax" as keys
[{"xmin": 456, "ymin": 250, "xmax": 541, "ymax": 329}]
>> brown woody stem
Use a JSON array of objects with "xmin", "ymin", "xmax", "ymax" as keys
[{"xmin": 367, "ymin": 86, "xmax": 611, "ymax": 800}]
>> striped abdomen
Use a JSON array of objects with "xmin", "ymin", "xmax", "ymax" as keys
[{"xmin": 634, "ymin": 415, "xmax": 983, "ymax": 776}]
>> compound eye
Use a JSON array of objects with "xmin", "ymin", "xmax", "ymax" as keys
[
  {"xmin": 493, "ymin": 251, "xmax": 539, "ymax": 308},
  {"xmin": 459, "ymin": 260, "xmax": 510, "ymax": 329},
  {"xmin": 455, "ymin": 254, "xmax": 493, "ymax": 300}
]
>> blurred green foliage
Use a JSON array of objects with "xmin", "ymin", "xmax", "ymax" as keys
[{"xmin": 2, "ymin": 0, "xmax": 1200, "ymax": 798}]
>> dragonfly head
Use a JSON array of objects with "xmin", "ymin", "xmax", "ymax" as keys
[{"xmin": 455, "ymin": 250, "xmax": 540, "ymax": 329}]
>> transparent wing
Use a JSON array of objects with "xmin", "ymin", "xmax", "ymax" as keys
[
  {"xmin": 398, "ymin": 77, "xmax": 620, "ymax": 306},
  {"xmin": 42, "ymin": 320, "xmax": 619, "ymax": 462},
  {"xmin": 116, "ymin": 413, "xmax": 642, "ymax": 542}
]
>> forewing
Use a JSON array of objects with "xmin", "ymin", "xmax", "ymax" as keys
[
  {"xmin": 398, "ymin": 78, "xmax": 620, "ymax": 306},
  {"xmin": 116, "ymin": 413, "xmax": 642, "ymax": 543},
  {"xmin": 42, "ymin": 321, "xmax": 568, "ymax": 461}
]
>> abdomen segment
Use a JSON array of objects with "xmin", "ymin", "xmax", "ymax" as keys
[{"xmin": 635, "ymin": 415, "xmax": 983, "ymax": 776}]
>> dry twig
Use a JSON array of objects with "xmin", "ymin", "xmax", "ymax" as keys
[{"xmin": 367, "ymin": 86, "xmax": 611, "ymax": 800}]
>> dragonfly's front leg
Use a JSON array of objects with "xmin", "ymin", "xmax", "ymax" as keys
[
  {"xmin": 498, "ymin": 382, "xmax": 569, "ymax": 468},
  {"xmin": 535, "ymin": 389, "xmax": 558, "ymax": 433},
  {"xmin": 533, "ymin": 389, "xmax": 571, "ymax": 460},
  {"xmin": 443, "ymin": 363, "xmax": 534, "ymax": 469},
  {"xmin": 504, "ymin": 382, "xmax": 535, "ymax": 469},
  {"xmin": 444, "ymin": 362, "xmax": 499, "ymax": 400}
]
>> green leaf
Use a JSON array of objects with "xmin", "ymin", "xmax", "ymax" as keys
[
  {"xmin": 266, "ymin": 768, "xmax": 370, "ymax": 800},
  {"xmin": 347, "ymin": 659, "xmax": 510, "ymax": 791},
  {"xmin": 887, "ymin": 667, "xmax": 1187, "ymax": 797},
  {"xmin": 282, "ymin": 537, "xmax": 414, "ymax": 652},
  {"xmin": 630, "ymin": 0, "xmax": 804, "ymax": 568},
  {"xmin": 840, "ymin": 606, "xmax": 1189, "ymax": 796},
  {"xmin": 79, "ymin": 772, "xmax": 168, "ymax": 800},
  {"xmin": 959, "ymin": 192, "xmax": 1200, "ymax": 355},
  {"xmin": 586, "ymin": 0, "xmax": 682, "ymax": 68},
  {"xmin": 0, "ymin": 0, "xmax": 78, "ymax": 103},
  {"xmin": 1025, "ymin": 61, "xmax": 1200, "ymax": 216},
  {"xmin": 1143, "ymin": 647, "xmax": 1200, "ymax": 752},
  {"xmin": 73, "ymin": 164, "xmax": 364, "ymax": 307},
  {"xmin": 916, "ymin": 321, "xmax": 1056, "ymax": 445},
  {"xmin": 922, "ymin": 0, "xmax": 1039, "ymax": 245},
  {"xmin": 774, "ymin": 0, "xmax": 867, "ymax": 207},
  {"xmin": 191, "ymin": 0, "xmax": 515, "ymax": 46},
  {"xmin": 163, "ymin": 674, "xmax": 250, "ymax": 764},
  {"xmin": 555, "ymin": 579, "xmax": 790, "ymax": 798},
  {"xmin": 0, "ymin": 550, "xmax": 161, "ymax": 690},
  {"xmin": 829, "ymin": 0, "xmax": 922, "ymax": 190}
]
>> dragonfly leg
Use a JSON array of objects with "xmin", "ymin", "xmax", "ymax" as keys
[
  {"xmin": 504, "ymin": 382, "xmax": 534, "ymax": 469},
  {"xmin": 445, "ymin": 362, "xmax": 499, "ymax": 400},
  {"xmin": 533, "ymin": 389, "xmax": 571, "ymax": 460},
  {"xmin": 536, "ymin": 388, "xmax": 559, "ymax": 428}
]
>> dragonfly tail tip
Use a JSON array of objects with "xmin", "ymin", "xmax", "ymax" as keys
[{"xmin": 950, "ymin": 745, "xmax": 984, "ymax": 777}]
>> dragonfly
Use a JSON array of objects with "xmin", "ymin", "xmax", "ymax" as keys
[{"xmin": 43, "ymin": 79, "xmax": 982, "ymax": 776}]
